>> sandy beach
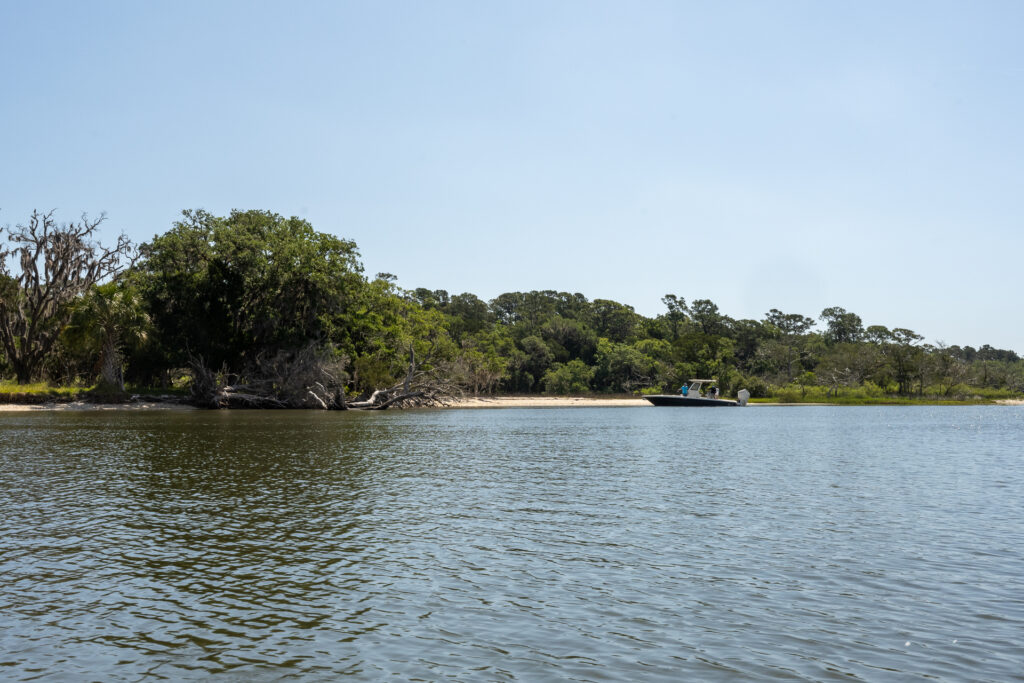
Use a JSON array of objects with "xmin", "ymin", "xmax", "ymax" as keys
[{"xmin": 448, "ymin": 396, "xmax": 649, "ymax": 409}]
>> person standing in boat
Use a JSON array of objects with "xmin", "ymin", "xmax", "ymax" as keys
[{"xmin": 680, "ymin": 384, "xmax": 689, "ymax": 396}]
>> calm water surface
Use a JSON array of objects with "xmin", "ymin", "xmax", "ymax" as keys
[{"xmin": 2, "ymin": 406, "xmax": 1022, "ymax": 680}]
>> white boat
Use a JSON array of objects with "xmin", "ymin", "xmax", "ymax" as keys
[{"xmin": 644, "ymin": 379, "xmax": 750, "ymax": 407}]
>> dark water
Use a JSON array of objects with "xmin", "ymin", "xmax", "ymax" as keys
[{"xmin": 2, "ymin": 406, "xmax": 1022, "ymax": 681}]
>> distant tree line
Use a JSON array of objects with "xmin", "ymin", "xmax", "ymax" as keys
[{"xmin": 2, "ymin": 208, "xmax": 1022, "ymax": 405}]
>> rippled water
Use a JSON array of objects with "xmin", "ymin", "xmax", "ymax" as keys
[{"xmin": 2, "ymin": 406, "xmax": 1023, "ymax": 680}]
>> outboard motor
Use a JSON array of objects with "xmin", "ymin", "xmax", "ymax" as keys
[{"xmin": 737, "ymin": 389, "xmax": 750, "ymax": 407}]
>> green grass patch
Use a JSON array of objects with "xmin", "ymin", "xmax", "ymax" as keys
[
  {"xmin": 747, "ymin": 381, "xmax": 1019, "ymax": 405},
  {"xmin": 749, "ymin": 394, "xmax": 1003, "ymax": 406},
  {"xmin": 0, "ymin": 380, "xmax": 88, "ymax": 395},
  {"xmin": 0, "ymin": 379, "xmax": 190, "ymax": 404},
  {"xmin": 0, "ymin": 380, "xmax": 90, "ymax": 403}
]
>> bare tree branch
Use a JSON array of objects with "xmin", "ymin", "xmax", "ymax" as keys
[{"xmin": 1, "ymin": 210, "xmax": 136, "ymax": 383}]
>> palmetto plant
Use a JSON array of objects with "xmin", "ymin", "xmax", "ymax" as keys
[{"xmin": 65, "ymin": 282, "xmax": 149, "ymax": 391}]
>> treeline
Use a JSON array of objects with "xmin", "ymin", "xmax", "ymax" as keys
[{"xmin": 2, "ymin": 208, "xmax": 1022, "ymax": 405}]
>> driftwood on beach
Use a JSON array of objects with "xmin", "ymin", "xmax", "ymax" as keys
[
  {"xmin": 192, "ymin": 345, "xmax": 459, "ymax": 410},
  {"xmin": 205, "ymin": 378, "xmax": 456, "ymax": 410},
  {"xmin": 344, "ymin": 347, "xmax": 461, "ymax": 409}
]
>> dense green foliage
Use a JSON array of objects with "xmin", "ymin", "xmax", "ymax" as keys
[
  {"xmin": 131, "ymin": 209, "xmax": 364, "ymax": 377},
  {"xmin": 2, "ymin": 208, "xmax": 1022, "ymax": 401}
]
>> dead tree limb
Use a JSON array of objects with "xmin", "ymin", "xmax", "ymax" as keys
[
  {"xmin": 346, "ymin": 353, "xmax": 462, "ymax": 410},
  {"xmin": 189, "ymin": 345, "xmax": 350, "ymax": 409},
  {"xmin": 0, "ymin": 210, "xmax": 135, "ymax": 383}
]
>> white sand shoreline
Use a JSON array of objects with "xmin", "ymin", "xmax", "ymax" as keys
[{"xmin": 448, "ymin": 396, "xmax": 648, "ymax": 409}]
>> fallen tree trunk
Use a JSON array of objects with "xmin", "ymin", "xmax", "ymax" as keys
[
  {"xmin": 189, "ymin": 346, "xmax": 461, "ymax": 410},
  {"xmin": 210, "ymin": 385, "xmax": 289, "ymax": 409},
  {"xmin": 345, "ymin": 347, "xmax": 461, "ymax": 410},
  {"xmin": 205, "ymin": 380, "xmax": 451, "ymax": 410},
  {"xmin": 344, "ymin": 377, "xmax": 460, "ymax": 410},
  {"xmin": 190, "ymin": 345, "xmax": 351, "ymax": 410},
  {"xmin": 347, "ymin": 389, "xmax": 428, "ymax": 410}
]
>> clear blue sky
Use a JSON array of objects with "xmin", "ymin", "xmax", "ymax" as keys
[{"xmin": 3, "ymin": 1, "xmax": 1022, "ymax": 352}]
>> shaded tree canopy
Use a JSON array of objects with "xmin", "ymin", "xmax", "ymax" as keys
[{"xmin": 135, "ymin": 208, "xmax": 363, "ymax": 374}]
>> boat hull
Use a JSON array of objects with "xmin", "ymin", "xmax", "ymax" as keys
[{"xmin": 644, "ymin": 394, "xmax": 738, "ymax": 407}]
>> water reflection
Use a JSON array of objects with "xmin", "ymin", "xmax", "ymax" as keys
[{"xmin": 2, "ymin": 407, "xmax": 1023, "ymax": 680}]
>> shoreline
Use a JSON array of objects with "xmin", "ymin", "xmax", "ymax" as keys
[
  {"xmin": 3, "ymin": 396, "xmax": 1021, "ymax": 412},
  {"xmin": 0, "ymin": 396, "xmax": 650, "ymax": 412},
  {"xmin": 447, "ymin": 396, "xmax": 648, "ymax": 409},
  {"xmin": 0, "ymin": 401, "xmax": 197, "ymax": 412}
]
